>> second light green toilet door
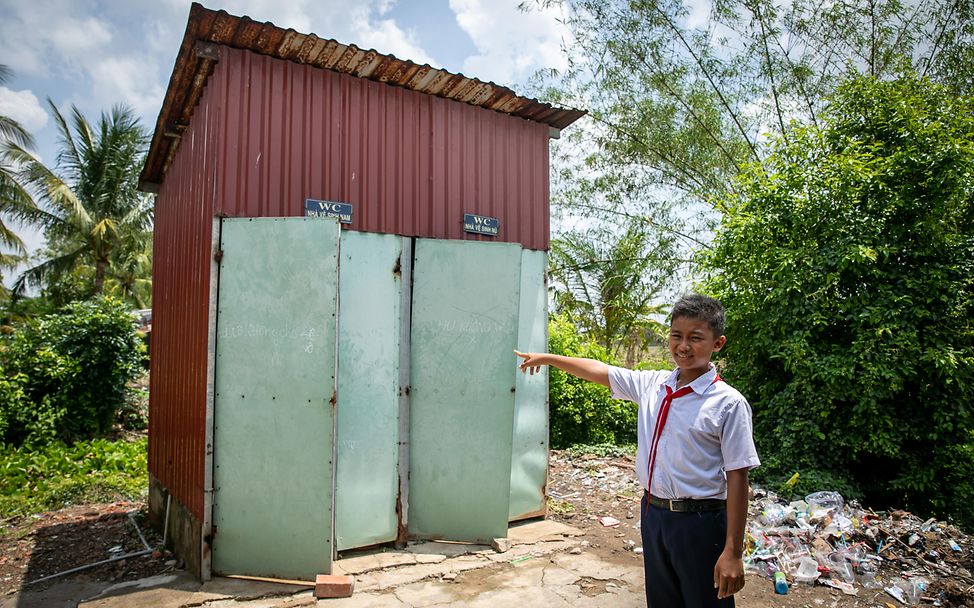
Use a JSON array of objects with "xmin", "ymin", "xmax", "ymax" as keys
[{"xmin": 407, "ymin": 238, "xmax": 522, "ymax": 543}]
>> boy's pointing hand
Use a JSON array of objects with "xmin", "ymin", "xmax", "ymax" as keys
[{"xmin": 514, "ymin": 350, "xmax": 544, "ymax": 375}]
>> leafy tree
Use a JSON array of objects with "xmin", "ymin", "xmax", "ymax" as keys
[
  {"xmin": 0, "ymin": 65, "xmax": 39, "ymax": 296},
  {"xmin": 549, "ymin": 219, "xmax": 674, "ymax": 366},
  {"xmin": 704, "ymin": 73, "xmax": 974, "ymax": 527},
  {"xmin": 532, "ymin": 0, "xmax": 973, "ymax": 249},
  {"xmin": 5, "ymin": 102, "xmax": 152, "ymax": 303}
]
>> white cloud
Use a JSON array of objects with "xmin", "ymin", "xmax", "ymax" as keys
[
  {"xmin": 0, "ymin": 2, "xmax": 114, "ymax": 78},
  {"xmin": 685, "ymin": 0, "xmax": 713, "ymax": 30},
  {"xmin": 0, "ymin": 87, "xmax": 49, "ymax": 132},
  {"xmin": 226, "ymin": 0, "xmax": 316, "ymax": 33},
  {"xmin": 86, "ymin": 57, "xmax": 167, "ymax": 120},
  {"xmin": 450, "ymin": 0, "xmax": 569, "ymax": 86},
  {"xmin": 50, "ymin": 17, "xmax": 114, "ymax": 57},
  {"xmin": 351, "ymin": 17, "xmax": 435, "ymax": 64},
  {"xmin": 374, "ymin": 0, "xmax": 397, "ymax": 15}
]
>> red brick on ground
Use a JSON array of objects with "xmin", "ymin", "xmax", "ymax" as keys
[{"xmin": 314, "ymin": 573, "xmax": 354, "ymax": 598}]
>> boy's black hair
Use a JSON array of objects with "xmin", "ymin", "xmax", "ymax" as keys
[{"xmin": 671, "ymin": 294, "xmax": 725, "ymax": 336}]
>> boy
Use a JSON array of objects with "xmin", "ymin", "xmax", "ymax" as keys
[{"xmin": 515, "ymin": 294, "xmax": 759, "ymax": 607}]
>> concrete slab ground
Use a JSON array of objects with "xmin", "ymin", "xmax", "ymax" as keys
[{"xmin": 36, "ymin": 520, "xmax": 647, "ymax": 607}]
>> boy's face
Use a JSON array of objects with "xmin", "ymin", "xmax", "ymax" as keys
[{"xmin": 668, "ymin": 315, "xmax": 726, "ymax": 377}]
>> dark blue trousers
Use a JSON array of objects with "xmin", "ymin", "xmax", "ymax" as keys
[{"xmin": 640, "ymin": 493, "xmax": 734, "ymax": 608}]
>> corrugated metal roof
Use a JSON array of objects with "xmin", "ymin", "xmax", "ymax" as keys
[{"xmin": 141, "ymin": 2, "xmax": 586, "ymax": 188}]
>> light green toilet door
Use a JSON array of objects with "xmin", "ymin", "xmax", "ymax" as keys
[
  {"xmin": 408, "ymin": 239, "xmax": 521, "ymax": 543},
  {"xmin": 510, "ymin": 249, "xmax": 549, "ymax": 520},
  {"xmin": 212, "ymin": 217, "xmax": 340, "ymax": 580},
  {"xmin": 335, "ymin": 231, "xmax": 403, "ymax": 550}
]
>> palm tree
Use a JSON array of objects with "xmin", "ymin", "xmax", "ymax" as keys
[
  {"xmin": 5, "ymin": 100, "xmax": 152, "ymax": 300},
  {"xmin": 549, "ymin": 220, "xmax": 676, "ymax": 366},
  {"xmin": 104, "ymin": 227, "xmax": 152, "ymax": 308},
  {"xmin": 0, "ymin": 65, "xmax": 40, "ymax": 296}
]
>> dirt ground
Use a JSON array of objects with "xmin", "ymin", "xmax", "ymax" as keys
[
  {"xmin": 0, "ymin": 501, "xmax": 168, "ymax": 599},
  {"xmin": 2, "ymin": 450, "xmax": 973, "ymax": 607}
]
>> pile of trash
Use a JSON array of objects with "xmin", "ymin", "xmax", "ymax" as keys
[
  {"xmin": 547, "ymin": 451, "xmax": 643, "ymax": 510},
  {"xmin": 555, "ymin": 457, "xmax": 640, "ymax": 497},
  {"xmin": 548, "ymin": 451, "xmax": 973, "ymax": 605},
  {"xmin": 747, "ymin": 489, "xmax": 974, "ymax": 606}
]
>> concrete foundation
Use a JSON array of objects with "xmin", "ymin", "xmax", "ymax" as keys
[{"xmin": 148, "ymin": 473, "xmax": 203, "ymax": 579}]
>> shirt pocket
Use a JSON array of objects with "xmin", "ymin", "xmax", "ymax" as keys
[{"xmin": 686, "ymin": 416, "xmax": 723, "ymax": 463}]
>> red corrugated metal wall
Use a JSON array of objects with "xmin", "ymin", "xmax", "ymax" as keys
[
  {"xmin": 211, "ymin": 47, "xmax": 551, "ymax": 249},
  {"xmin": 148, "ymin": 82, "xmax": 221, "ymax": 521}
]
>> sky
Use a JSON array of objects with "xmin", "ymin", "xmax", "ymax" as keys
[{"xmin": 0, "ymin": 0, "xmax": 573, "ymax": 255}]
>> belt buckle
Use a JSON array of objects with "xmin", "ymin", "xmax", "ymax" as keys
[{"xmin": 668, "ymin": 498, "xmax": 675, "ymax": 511}]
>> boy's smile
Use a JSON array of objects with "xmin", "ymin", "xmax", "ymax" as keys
[{"xmin": 668, "ymin": 316, "xmax": 726, "ymax": 384}]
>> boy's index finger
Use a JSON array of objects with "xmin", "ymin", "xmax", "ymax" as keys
[{"xmin": 513, "ymin": 349, "xmax": 528, "ymax": 360}]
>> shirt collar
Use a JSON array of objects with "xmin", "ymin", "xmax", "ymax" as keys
[{"xmin": 665, "ymin": 363, "xmax": 718, "ymax": 394}]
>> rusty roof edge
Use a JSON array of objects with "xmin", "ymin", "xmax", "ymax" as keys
[
  {"xmin": 140, "ymin": 2, "xmax": 209, "ymax": 189},
  {"xmin": 140, "ymin": 2, "xmax": 586, "ymax": 188}
]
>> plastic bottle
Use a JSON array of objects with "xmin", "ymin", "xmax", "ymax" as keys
[{"xmin": 773, "ymin": 571, "xmax": 788, "ymax": 595}]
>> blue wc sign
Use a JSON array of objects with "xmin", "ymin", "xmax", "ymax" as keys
[
  {"xmin": 305, "ymin": 199, "xmax": 353, "ymax": 224},
  {"xmin": 463, "ymin": 213, "xmax": 499, "ymax": 236}
]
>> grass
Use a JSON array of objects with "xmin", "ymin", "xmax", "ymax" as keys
[
  {"xmin": 0, "ymin": 437, "xmax": 148, "ymax": 521},
  {"xmin": 547, "ymin": 497, "xmax": 576, "ymax": 515}
]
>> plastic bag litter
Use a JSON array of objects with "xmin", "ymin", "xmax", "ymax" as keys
[{"xmin": 805, "ymin": 491, "xmax": 844, "ymax": 510}]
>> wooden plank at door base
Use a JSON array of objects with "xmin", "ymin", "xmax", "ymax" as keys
[
  {"xmin": 223, "ymin": 574, "xmax": 314, "ymax": 586},
  {"xmin": 315, "ymin": 574, "xmax": 355, "ymax": 598}
]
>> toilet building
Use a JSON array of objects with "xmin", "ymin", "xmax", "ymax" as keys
[{"xmin": 140, "ymin": 3, "xmax": 584, "ymax": 581}]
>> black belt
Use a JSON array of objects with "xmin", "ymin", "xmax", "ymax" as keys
[{"xmin": 647, "ymin": 493, "xmax": 726, "ymax": 512}]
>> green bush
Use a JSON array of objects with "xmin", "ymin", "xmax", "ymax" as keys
[
  {"xmin": 0, "ymin": 297, "xmax": 146, "ymax": 446},
  {"xmin": 114, "ymin": 385, "xmax": 149, "ymax": 432},
  {"xmin": 0, "ymin": 438, "xmax": 148, "ymax": 517},
  {"xmin": 0, "ymin": 374, "xmax": 24, "ymax": 440},
  {"xmin": 705, "ymin": 74, "xmax": 974, "ymax": 529},
  {"xmin": 0, "ymin": 372, "xmax": 64, "ymax": 446},
  {"xmin": 548, "ymin": 314, "xmax": 642, "ymax": 448}
]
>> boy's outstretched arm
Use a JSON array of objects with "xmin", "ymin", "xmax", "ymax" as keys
[
  {"xmin": 714, "ymin": 468, "xmax": 749, "ymax": 599},
  {"xmin": 514, "ymin": 350, "xmax": 610, "ymax": 387}
]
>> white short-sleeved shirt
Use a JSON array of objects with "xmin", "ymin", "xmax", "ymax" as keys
[{"xmin": 608, "ymin": 363, "xmax": 760, "ymax": 500}]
